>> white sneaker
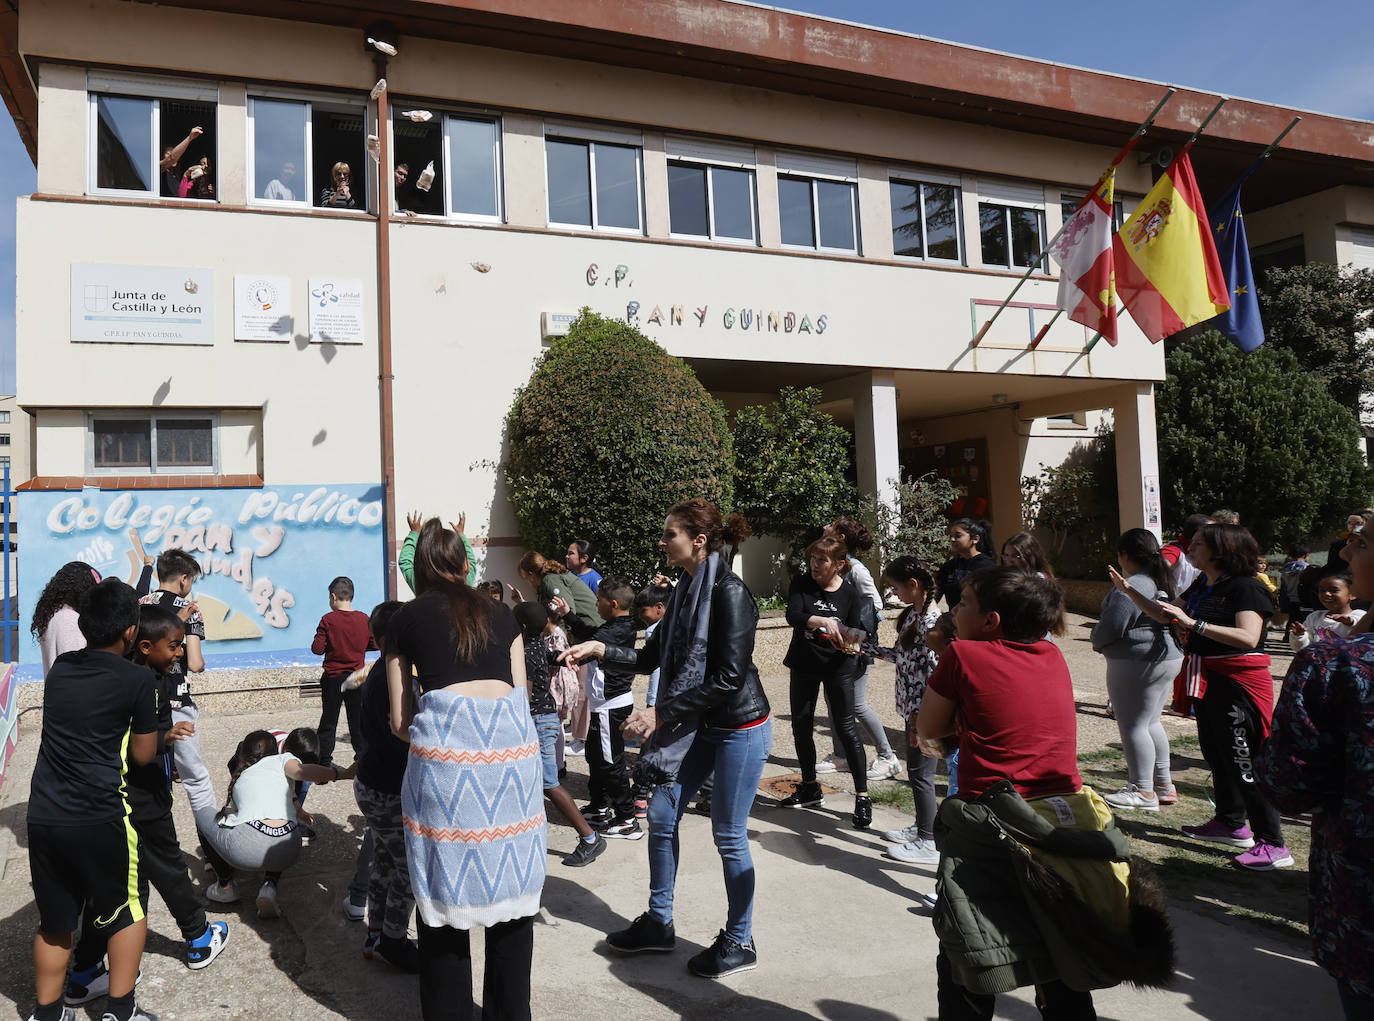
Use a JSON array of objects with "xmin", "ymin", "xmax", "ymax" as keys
[
  {"xmin": 566, "ymin": 740, "xmax": 586, "ymax": 757},
  {"xmin": 867, "ymin": 752, "xmax": 901, "ymax": 780},
  {"xmin": 815, "ymin": 753, "xmax": 848, "ymax": 774},
  {"xmin": 1102, "ymin": 784, "xmax": 1160, "ymax": 813},
  {"xmin": 885, "ymin": 838, "xmax": 940, "ymax": 864},
  {"xmin": 256, "ymin": 882, "xmax": 280, "ymax": 919},
  {"xmin": 342, "ymin": 895, "xmax": 366, "ymax": 922},
  {"xmin": 883, "ymin": 824, "xmax": 921, "ymax": 845},
  {"xmin": 205, "ymin": 879, "xmax": 240, "ymax": 904}
]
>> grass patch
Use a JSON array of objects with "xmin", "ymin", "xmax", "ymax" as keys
[
  {"xmin": 868, "ymin": 783, "xmax": 915, "ymax": 814},
  {"xmin": 1078, "ymin": 735, "xmax": 1311, "ymax": 941}
]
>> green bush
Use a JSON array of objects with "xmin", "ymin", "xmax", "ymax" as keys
[
  {"xmin": 856, "ymin": 471, "xmax": 959, "ymax": 573},
  {"xmin": 1157, "ymin": 331, "xmax": 1373, "ymax": 549},
  {"xmin": 503, "ymin": 310, "xmax": 734, "ymax": 582}
]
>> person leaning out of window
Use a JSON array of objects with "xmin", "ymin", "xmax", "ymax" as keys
[{"xmin": 320, "ymin": 162, "xmax": 357, "ymax": 209}]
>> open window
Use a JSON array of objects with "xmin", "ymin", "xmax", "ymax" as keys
[
  {"xmin": 88, "ymin": 72, "xmax": 218, "ymax": 200},
  {"xmin": 249, "ymin": 95, "xmax": 368, "ymax": 210},
  {"xmin": 389, "ymin": 110, "xmax": 502, "ymax": 219}
]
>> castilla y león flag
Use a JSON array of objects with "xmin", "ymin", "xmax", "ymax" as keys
[
  {"xmin": 1113, "ymin": 151, "xmax": 1229, "ymax": 342},
  {"xmin": 1049, "ymin": 166, "xmax": 1120, "ymax": 344}
]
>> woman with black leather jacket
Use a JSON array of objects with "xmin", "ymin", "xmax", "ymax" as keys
[{"xmin": 563, "ymin": 498, "xmax": 771, "ymax": 980}]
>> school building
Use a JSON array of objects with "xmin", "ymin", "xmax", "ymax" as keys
[{"xmin": 2, "ymin": 0, "xmax": 1372, "ymax": 673}]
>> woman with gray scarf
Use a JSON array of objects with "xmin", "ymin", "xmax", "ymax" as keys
[{"xmin": 563, "ymin": 498, "xmax": 770, "ymax": 979}]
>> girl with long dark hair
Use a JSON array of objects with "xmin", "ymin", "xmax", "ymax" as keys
[
  {"xmin": 935, "ymin": 518, "xmax": 995, "ymax": 609},
  {"xmin": 387, "ymin": 519, "xmax": 545, "ymax": 1019},
  {"xmin": 1093, "ymin": 528, "xmax": 1183, "ymax": 811},
  {"xmin": 32, "ymin": 561, "xmax": 102, "ymax": 675}
]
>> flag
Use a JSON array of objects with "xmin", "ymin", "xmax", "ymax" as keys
[
  {"xmin": 1201, "ymin": 168, "xmax": 1265, "ymax": 352},
  {"xmin": 1113, "ymin": 151, "xmax": 1230, "ymax": 342},
  {"xmin": 1048, "ymin": 166, "xmax": 1119, "ymax": 344}
]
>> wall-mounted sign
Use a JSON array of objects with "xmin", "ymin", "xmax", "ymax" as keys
[
  {"xmin": 17, "ymin": 483, "xmax": 385, "ymax": 680},
  {"xmin": 542, "ymin": 311, "xmax": 577, "ymax": 339},
  {"xmin": 308, "ymin": 278, "xmax": 365, "ymax": 345},
  {"xmin": 234, "ymin": 275, "xmax": 293, "ymax": 342},
  {"xmin": 1143, "ymin": 474, "xmax": 1162, "ymax": 533},
  {"xmin": 71, "ymin": 263, "xmax": 214, "ymax": 345}
]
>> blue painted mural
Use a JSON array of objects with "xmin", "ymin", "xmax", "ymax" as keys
[{"xmin": 18, "ymin": 484, "xmax": 386, "ymax": 680}]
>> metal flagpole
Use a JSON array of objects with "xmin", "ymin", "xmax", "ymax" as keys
[{"xmin": 971, "ymin": 87, "xmax": 1176, "ymax": 347}]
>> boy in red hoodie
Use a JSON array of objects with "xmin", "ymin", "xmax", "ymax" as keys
[{"xmin": 312, "ymin": 576, "xmax": 375, "ymax": 767}]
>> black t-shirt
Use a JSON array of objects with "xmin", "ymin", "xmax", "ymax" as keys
[
  {"xmin": 936, "ymin": 553, "xmax": 997, "ymax": 607},
  {"xmin": 1181, "ymin": 574, "xmax": 1274, "ymax": 656},
  {"xmin": 141, "ymin": 589, "xmax": 206, "ymax": 709},
  {"xmin": 356, "ymin": 660, "xmax": 411, "ymax": 795},
  {"xmin": 783, "ymin": 573, "xmax": 870, "ymax": 679},
  {"xmin": 387, "ymin": 592, "xmax": 522, "ymax": 694},
  {"xmin": 126, "ymin": 668, "xmax": 176, "ymax": 817},
  {"xmin": 28, "ymin": 650, "xmax": 158, "ymax": 826},
  {"xmin": 524, "ymin": 636, "xmax": 556, "ymax": 717}
]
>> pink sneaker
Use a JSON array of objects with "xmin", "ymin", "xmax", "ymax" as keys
[
  {"xmin": 1181, "ymin": 818, "xmax": 1255, "ymax": 848},
  {"xmin": 1156, "ymin": 783, "xmax": 1179, "ymax": 805},
  {"xmin": 1234, "ymin": 840, "xmax": 1294, "ymax": 870}
]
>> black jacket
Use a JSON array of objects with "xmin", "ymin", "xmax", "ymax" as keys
[
  {"xmin": 602, "ymin": 568, "xmax": 769, "ymax": 730},
  {"xmin": 565, "ymin": 613, "xmax": 640, "ymax": 701}
]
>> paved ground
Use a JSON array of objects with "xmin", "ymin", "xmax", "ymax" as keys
[{"xmin": 0, "ymin": 614, "xmax": 1337, "ymax": 1019}]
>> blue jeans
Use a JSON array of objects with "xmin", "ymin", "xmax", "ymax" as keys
[
  {"xmin": 646, "ymin": 717, "xmax": 772, "ymax": 945},
  {"xmin": 533, "ymin": 713, "xmax": 562, "ymax": 790}
]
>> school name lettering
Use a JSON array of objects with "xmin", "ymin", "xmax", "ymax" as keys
[{"xmin": 585, "ymin": 262, "xmax": 829, "ymax": 334}]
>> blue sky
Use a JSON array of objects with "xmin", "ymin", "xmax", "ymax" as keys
[{"xmin": 0, "ymin": 0, "xmax": 1371, "ymax": 396}]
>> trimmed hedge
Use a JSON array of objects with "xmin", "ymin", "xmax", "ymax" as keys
[{"xmin": 503, "ymin": 310, "xmax": 734, "ymax": 582}]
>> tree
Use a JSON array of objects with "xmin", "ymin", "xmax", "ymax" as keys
[
  {"xmin": 503, "ymin": 310, "xmax": 733, "ymax": 582},
  {"xmin": 856, "ymin": 472, "xmax": 959, "ymax": 572},
  {"xmin": 731, "ymin": 386, "xmax": 855, "ymax": 546},
  {"xmin": 1156, "ymin": 331, "xmax": 1373, "ymax": 549},
  {"xmin": 1020, "ymin": 429, "xmax": 1118, "ymax": 578},
  {"xmin": 1257, "ymin": 262, "xmax": 1374, "ymax": 415}
]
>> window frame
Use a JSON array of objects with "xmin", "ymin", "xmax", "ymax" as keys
[
  {"xmin": 86, "ymin": 411, "xmax": 220, "ymax": 476},
  {"xmin": 888, "ymin": 170, "xmax": 964, "ymax": 265},
  {"xmin": 438, "ymin": 112, "xmax": 505, "ymax": 223},
  {"xmin": 978, "ymin": 201, "xmax": 1048, "ymax": 271},
  {"xmin": 543, "ymin": 127, "xmax": 645, "ymax": 236},
  {"xmin": 774, "ymin": 152, "xmax": 860, "ymax": 256},
  {"xmin": 86, "ymin": 74, "xmax": 221, "ymax": 201},
  {"xmin": 665, "ymin": 136, "xmax": 759, "ymax": 246},
  {"xmin": 246, "ymin": 90, "xmax": 372, "ymax": 213}
]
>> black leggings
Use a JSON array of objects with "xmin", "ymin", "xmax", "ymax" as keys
[
  {"xmin": 1196, "ymin": 675, "xmax": 1284, "ymax": 845},
  {"xmin": 790, "ymin": 671, "xmax": 867, "ymax": 793},
  {"xmin": 418, "ymin": 916, "xmax": 534, "ymax": 1021}
]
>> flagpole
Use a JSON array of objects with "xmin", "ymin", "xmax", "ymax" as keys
[
  {"xmin": 1179, "ymin": 97, "xmax": 1228, "ymax": 153},
  {"xmin": 970, "ymin": 87, "xmax": 1176, "ymax": 347},
  {"xmin": 1029, "ymin": 309, "xmax": 1063, "ymax": 350},
  {"xmin": 1257, "ymin": 117, "xmax": 1301, "ymax": 160}
]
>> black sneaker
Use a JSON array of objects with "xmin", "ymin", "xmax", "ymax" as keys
[
  {"xmin": 776, "ymin": 781, "xmax": 824, "ymax": 808},
  {"xmin": 375, "ymin": 935, "xmax": 421, "ymax": 973},
  {"xmin": 581, "ymin": 804, "xmax": 614, "ymax": 826},
  {"xmin": 601, "ymin": 817, "xmax": 644, "ymax": 840},
  {"xmin": 299, "ymin": 824, "xmax": 317, "ymax": 846},
  {"xmin": 607, "ymin": 913, "xmax": 676, "ymax": 954},
  {"xmin": 694, "ymin": 795, "xmax": 712, "ymax": 816},
  {"xmin": 563, "ymin": 834, "xmax": 607, "ymax": 867},
  {"xmin": 688, "ymin": 929, "xmax": 758, "ymax": 978},
  {"xmin": 853, "ymin": 794, "xmax": 873, "ymax": 830},
  {"xmin": 65, "ymin": 962, "xmax": 110, "ymax": 1005}
]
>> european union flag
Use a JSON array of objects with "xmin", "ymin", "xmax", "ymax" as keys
[{"xmin": 1202, "ymin": 168, "xmax": 1265, "ymax": 352}]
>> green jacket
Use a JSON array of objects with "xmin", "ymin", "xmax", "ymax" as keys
[
  {"xmin": 933, "ymin": 781, "xmax": 1173, "ymax": 995},
  {"xmin": 399, "ymin": 530, "xmax": 477, "ymax": 591}
]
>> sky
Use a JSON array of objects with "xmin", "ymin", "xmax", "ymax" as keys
[{"xmin": 1, "ymin": 0, "xmax": 1372, "ymax": 396}]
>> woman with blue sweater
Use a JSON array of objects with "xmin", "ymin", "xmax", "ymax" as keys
[{"xmin": 1091, "ymin": 529, "xmax": 1182, "ymax": 812}]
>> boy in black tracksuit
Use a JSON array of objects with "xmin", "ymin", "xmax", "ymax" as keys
[
  {"xmin": 556, "ymin": 575, "xmax": 642, "ymax": 839},
  {"xmin": 67, "ymin": 605, "xmax": 229, "ymax": 1006}
]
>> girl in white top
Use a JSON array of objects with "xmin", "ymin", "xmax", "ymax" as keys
[{"xmin": 1291, "ymin": 572, "xmax": 1366, "ymax": 651}]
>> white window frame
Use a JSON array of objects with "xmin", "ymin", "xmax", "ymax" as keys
[
  {"xmin": 247, "ymin": 91, "xmax": 371, "ymax": 212},
  {"xmin": 888, "ymin": 168, "xmax": 964, "ymax": 265},
  {"xmin": 438, "ymin": 112, "xmax": 505, "ymax": 223},
  {"xmin": 776, "ymin": 151, "xmax": 860, "ymax": 256},
  {"xmin": 86, "ymin": 73, "xmax": 220, "ymax": 201},
  {"xmin": 544, "ymin": 122, "xmax": 645, "ymax": 235},
  {"xmin": 665, "ymin": 136, "xmax": 758, "ymax": 246},
  {"xmin": 86, "ymin": 411, "xmax": 220, "ymax": 475}
]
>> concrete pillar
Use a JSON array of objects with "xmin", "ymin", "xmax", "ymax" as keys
[
  {"xmin": 1112, "ymin": 383, "xmax": 1163, "ymax": 539},
  {"xmin": 851, "ymin": 371, "xmax": 901, "ymax": 511}
]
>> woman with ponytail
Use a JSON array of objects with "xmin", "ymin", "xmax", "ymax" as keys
[
  {"xmin": 1092, "ymin": 528, "xmax": 1183, "ymax": 811},
  {"xmin": 563, "ymin": 499, "xmax": 771, "ymax": 979}
]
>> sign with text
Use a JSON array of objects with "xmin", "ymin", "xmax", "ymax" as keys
[
  {"xmin": 71, "ymin": 263, "xmax": 214, "ymax": 345},
  {"xmin": 308, "ymin": 278, "xmax": 365, "ymax": 345},
  {"xmin": 18, "ymin": 484, "xmax": 385, "ymax": 679},
  {"xmin": 234, "ymin": 275, "xmax": 293, "ymax": 342}
]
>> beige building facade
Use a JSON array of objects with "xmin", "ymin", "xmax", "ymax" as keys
[{"xmin": 3, "ymin": 0, "xmax": 1372, "ymax": 672}]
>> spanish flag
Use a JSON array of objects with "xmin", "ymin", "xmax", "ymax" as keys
[{"xmin": 1113, "ymin": 152, "xmax": 1230, "ymax": 343}]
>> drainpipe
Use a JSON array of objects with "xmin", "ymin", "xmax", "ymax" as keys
[{"xmin": 369, "ymin": 32, "xmax": 399, "ymax": 598}]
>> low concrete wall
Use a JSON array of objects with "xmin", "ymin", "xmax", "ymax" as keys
[{"xmin": 1058, "ymin": 578, "xmax": 1110, "ymax": 618}]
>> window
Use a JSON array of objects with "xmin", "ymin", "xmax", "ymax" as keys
[
  {"xmin": 0, "ymin": 411, "xmax": 10, "ymax": 423},
  {"xmin": 89, "ymin": 415, "xmax": 216, "ymax": 473},
  {"xmin": 249, "ymin": 96, "xmax": 368, "ymax": 210},
  {"xmin": 545, "ymin": 125, "xmax": 643, "ymax": 233},
  {"xmin": 391, "ymin": 111, "xmax": 503, "ymax": 220},
  {"xmin": 978, "ymin": 180, "xmax": 1046, "ymax": 270},
  {"xmin": 1060, "ymin": 193, "xmax": 1125, "ymax": 232},
  {"xmin": 776, "ymin": 152, "xmax": 859, "ymax": 254},
  {"xmin": 890, "ymin": 175, "xmax": 962, "ymax": 262},
  {"xmin": 88, "ymin": 74, "xmax": 218, "ymax": 200},
  {"xmin": 0, "ymin": 435, "xmax": 9, "ymax": 446},
  {"xmin": 665, "ymin": 137, "xmax": 757, "ymax": 244}
]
